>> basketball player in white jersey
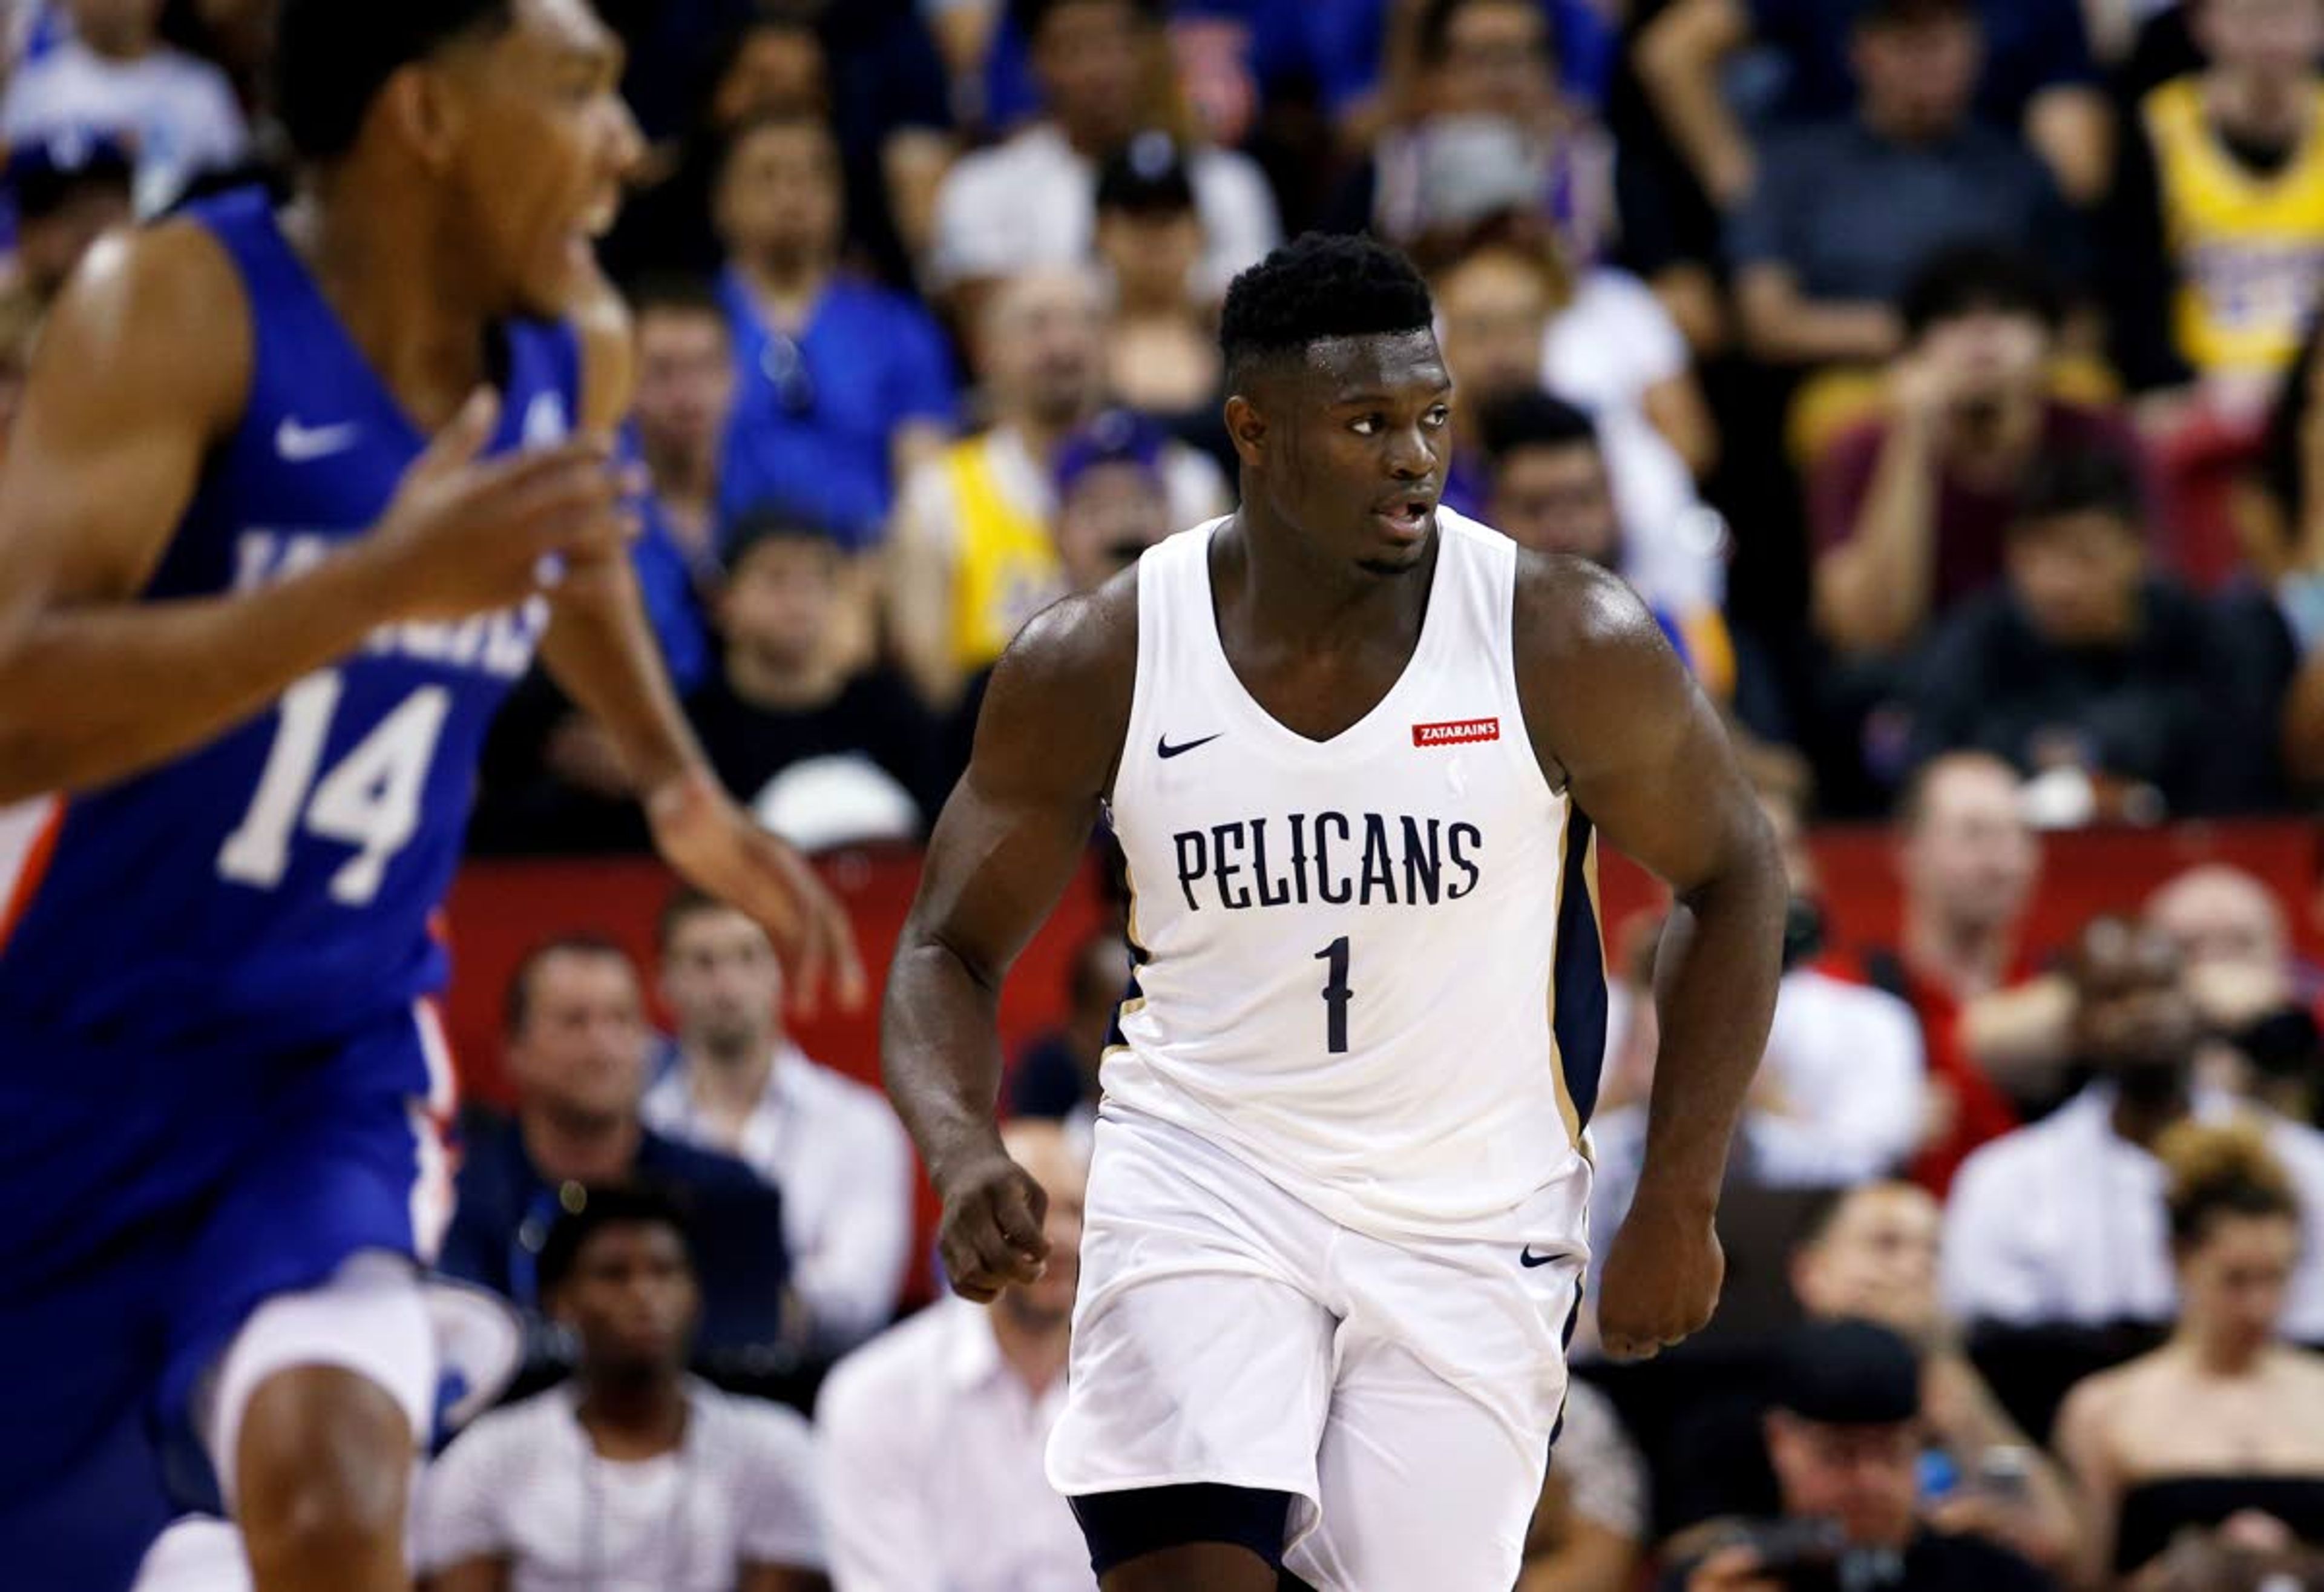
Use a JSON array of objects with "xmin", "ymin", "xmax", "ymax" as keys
[{"xmin": 882, "ymin": 234, "xmax": 1786, "ymax": 1591}]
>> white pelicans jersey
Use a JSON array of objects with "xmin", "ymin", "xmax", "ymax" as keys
[{"xmin": 1100, "ymin": 507, "xmax": 1607, "ymax": 1243}]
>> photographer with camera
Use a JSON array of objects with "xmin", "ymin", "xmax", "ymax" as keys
[{"xmin": 1663, "ymin": 1320, "xmax": 2058, "ymax": 1591}]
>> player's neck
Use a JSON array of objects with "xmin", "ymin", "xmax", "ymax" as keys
[
  {"xmin": 576, "ymin": 1371, "xmax": 689, "ymax": 1459},
  {"xmin": 1225, "ymin": 505, "xmax": 1437, "ymax": 650},
  {"xmin": 521, "ymin": 1104, "xmax": 643, "ymax": 1185},
  {"xmin": 286, "ymin": 186, "xmax": 497, "ymax": 428}
]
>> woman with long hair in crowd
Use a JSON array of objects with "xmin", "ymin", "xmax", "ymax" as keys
[{"xmin": 2055, "ymin": 1122, "xmax": 2324, "ymax": 1589}]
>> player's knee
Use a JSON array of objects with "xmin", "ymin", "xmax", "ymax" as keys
[{"xmin": 234, "ymin": 1366, "xmax": 410, "ymax": 1566}]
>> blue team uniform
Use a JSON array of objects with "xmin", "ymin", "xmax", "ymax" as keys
[{"xmin": 0, "ymin": 187, "xmax": 581, "ymax": 1591}]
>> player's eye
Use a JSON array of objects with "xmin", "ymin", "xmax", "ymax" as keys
[
  {"xmin": 1350, "ymin": 416, "xmax": 1382, "ymax": 436},
  {"xmin": 1423, "ymin": 406, "xmax": 1451, "ymax": 428}
]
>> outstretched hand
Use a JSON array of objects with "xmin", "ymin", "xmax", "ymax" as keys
[
  {"xmin": 1597, "ymin": 1189, "xmax": 1724, "ymax": 1360},
  {"xmin": 648, "ymin": 768, "xmax": 867, "ymax": 1017}
]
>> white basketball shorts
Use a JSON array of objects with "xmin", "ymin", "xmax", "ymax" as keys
[{"xmin": 1046, "ymin": 1102, "xmax": 1590, "ymax": 1591}]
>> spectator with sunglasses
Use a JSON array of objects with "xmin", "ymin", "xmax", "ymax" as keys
[{"xmin": 714, "ymin": 110, "xmax": 962, "ymax": 553}]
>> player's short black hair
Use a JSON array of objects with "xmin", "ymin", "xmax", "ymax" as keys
[
  {"xmin": 1478, "ymin": 390, "xmax": 1600, "ymax": 466},
  {"xmin": 503, "ymin": 932, "xmax": 634, "ymax": 1038},
  {"xmin": 273, "ymin": 0, "xmax": 517, "ymax": 162},
  {"xmin": 536, "ymin": 1183, "xmax": 696, "ymax": 1299},
  {"xmin": 1900, "ymin": 244, "xmax": 2061, "ymax": 341},
  {"xmin": 1415, "ymin": 0, "xmax": 1558, "ymax": 68},
  {"xmin": 1219, "ymin": 232, "xmax": 1436, "ymax": 389},
  {"xmin": 2009, "ymin": 443, "xmax": 2145, "ymax": 535}
]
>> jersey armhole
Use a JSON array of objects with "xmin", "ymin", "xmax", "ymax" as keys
[
  {"xmin": 1104, "ymin": 552, "xmax": 1161, "ymax": 814},
  {"xmin": 1489, "ymin": 533, "xmax": 1569, "ymax": 806}
]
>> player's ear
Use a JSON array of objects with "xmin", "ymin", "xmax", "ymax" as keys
[
  {"xmin": 379, "ymin": 62, "xmax": 464, "ymax": 171},
  {"xmin": 1225, "ymin": 393, "xmax": 1267, "ymax": 470}
]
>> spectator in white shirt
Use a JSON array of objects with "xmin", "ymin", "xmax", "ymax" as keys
[
  {"xmin": 927, "ymin": 0, "xmax": 1280, "ymax": 302},
  {"xmin": 0, "ymin": 0, "xmax": 248, "ymax": 217},
  {"xmin": 646, "ymin": 887, "xmax": 914, "ymax": 1355},
  {"xmin": 1944, "ymin": 915, "xmax": 2324, "ymax": 1340},
  {"xmin": 415, "ymin": 1185, "xmax": 827, "ymax": 1592},
  {"xmin": 1748, "ymin": 782, "xmax": 1929, "ymax": 1183},
  {"xmin": 816, "ymin": 1120, "xmax": 1094, "ymax": 1592},
  {"xmin": 1590, "ymin": 780, "xmax": 1926, "ymax": 1245}
]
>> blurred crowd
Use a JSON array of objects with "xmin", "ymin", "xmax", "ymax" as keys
[
  {"xmin": 13, "ymin": 0, "xmax": 2324, "ymax": 1587},
  {"xmin": 15, "ymin": 0, "xmax": 2324, "ymax": 847}
]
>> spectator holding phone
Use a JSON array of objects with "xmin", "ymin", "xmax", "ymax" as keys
[{"xmin": 1662, "ymin": 1320, "xmax": 2059, "ymax": 1590}]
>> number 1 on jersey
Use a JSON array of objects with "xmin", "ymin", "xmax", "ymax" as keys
[{"xmin": 1315, "ymin": 935, "xmax": 1352, "ymax": 1054}]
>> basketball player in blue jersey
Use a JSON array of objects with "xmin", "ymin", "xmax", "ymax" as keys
[
  {"xmin": 0, "ymin": 4, "xmax": 862, "ymax": 1590},
  {"xmin": 884, "ymin": 232, "xmax": 1788, "ymax": 1590}
]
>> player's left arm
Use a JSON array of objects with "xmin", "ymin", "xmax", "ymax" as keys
[
  {"xmin": 1514, "ymin": 554, "xmax": 1786, "ymax": 1358},
  {"xmin": 537, "ymin": 280, "xmax": 863, "ymax": 1011}
]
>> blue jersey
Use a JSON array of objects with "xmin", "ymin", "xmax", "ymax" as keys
[{"xmin": 0, "ymin": 187, "xmax": 579, "ymax": 1073}]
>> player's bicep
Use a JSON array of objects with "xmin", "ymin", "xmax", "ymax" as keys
[
  {"xmin": 908, "ymin": 594, "xmax": 1132, "ymax": 984},
  {"xmin": 0, "ymin": 226, "xmax": 245, "ymax": 623},
  {"xmin": 1522, "ymin": 564, "xmax": 1762, "ymax": 896},
  {"xmin": 912, "ymin": 748, "xmax": 1108, "ymax": 989}
]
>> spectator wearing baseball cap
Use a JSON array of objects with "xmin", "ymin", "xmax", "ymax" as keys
[
  {"xmin": 5, "ymin": 126, "xmax": 131, "ymax": 303},
  {"xmin": 1052, "ymin": 408, "xmax": 1177, "ymax": 594},
  {"xmin": 1661, "ymin": 1320, "xmax": 2060, "ymax": 1590},
  {"xmin": 1094, "ymin": 134, "xmax": 1230, "ymax": 470},
  {"xmin": 0, "ymin": 0, "xmax": 248, "ymax": 219}
]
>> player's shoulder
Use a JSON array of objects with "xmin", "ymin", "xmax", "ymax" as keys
[
  {"xmin": 981, "ymin": 561, "xmax": 1140, "ymax": 737},
  {"xmin": 1506, "ymin": 542, "xmax": 1667, "ymax": 659},
  {"xmin": 570, "ymin": 271, "xmax": 634, "ymax": 435},
  {"xmin": 38, "ymin": 217, "xmax": 251, "ymax": 419}
]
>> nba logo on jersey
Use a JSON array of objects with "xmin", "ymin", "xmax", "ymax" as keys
[{"xmin": 523, "ymin": 392, "xmax": 569, "ymax": 447}]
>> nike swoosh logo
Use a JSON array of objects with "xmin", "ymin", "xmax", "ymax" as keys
[
  {"xmin": 275, "ymin": 418, "xmax": 362, "ymax": 462},
  {"xmin": 1520, "ymin": 1246, "xmax": 1560, "ymax": 1268},
  {"xmin": 1156, "ymin": 733, "xmax": 1222, "ymax": 760}
]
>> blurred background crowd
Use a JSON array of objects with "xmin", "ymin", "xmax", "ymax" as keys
[{"xmin": 16, "ymin": 0, "xmax": 2324, "ymax": 1587}]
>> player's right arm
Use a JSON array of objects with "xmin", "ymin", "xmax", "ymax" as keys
[
  {"xmin": 881, "ymin": 577, "xmax": 1136, "ymax": 1303},
  {"xmin": 0, "ymin": 224, "xmax": 634, "ymax": 804}
]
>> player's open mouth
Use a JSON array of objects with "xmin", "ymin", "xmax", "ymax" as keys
[
  {"xmin": 1372, "ymin": 498, "xmax": 1435, "ymax": 540},
  {"xmin": 566, "ymin": 197, "xmax": 620, "ymax": 266}
]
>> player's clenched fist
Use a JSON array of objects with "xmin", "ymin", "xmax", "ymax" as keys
[
  {"xmin": 936, "ymin": 1150, "xmax": 1052, "ymax": 1304},
  {"xmin": 1596, "ymin": 1188, "xmax": 1725, "ymax": 1360}
]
